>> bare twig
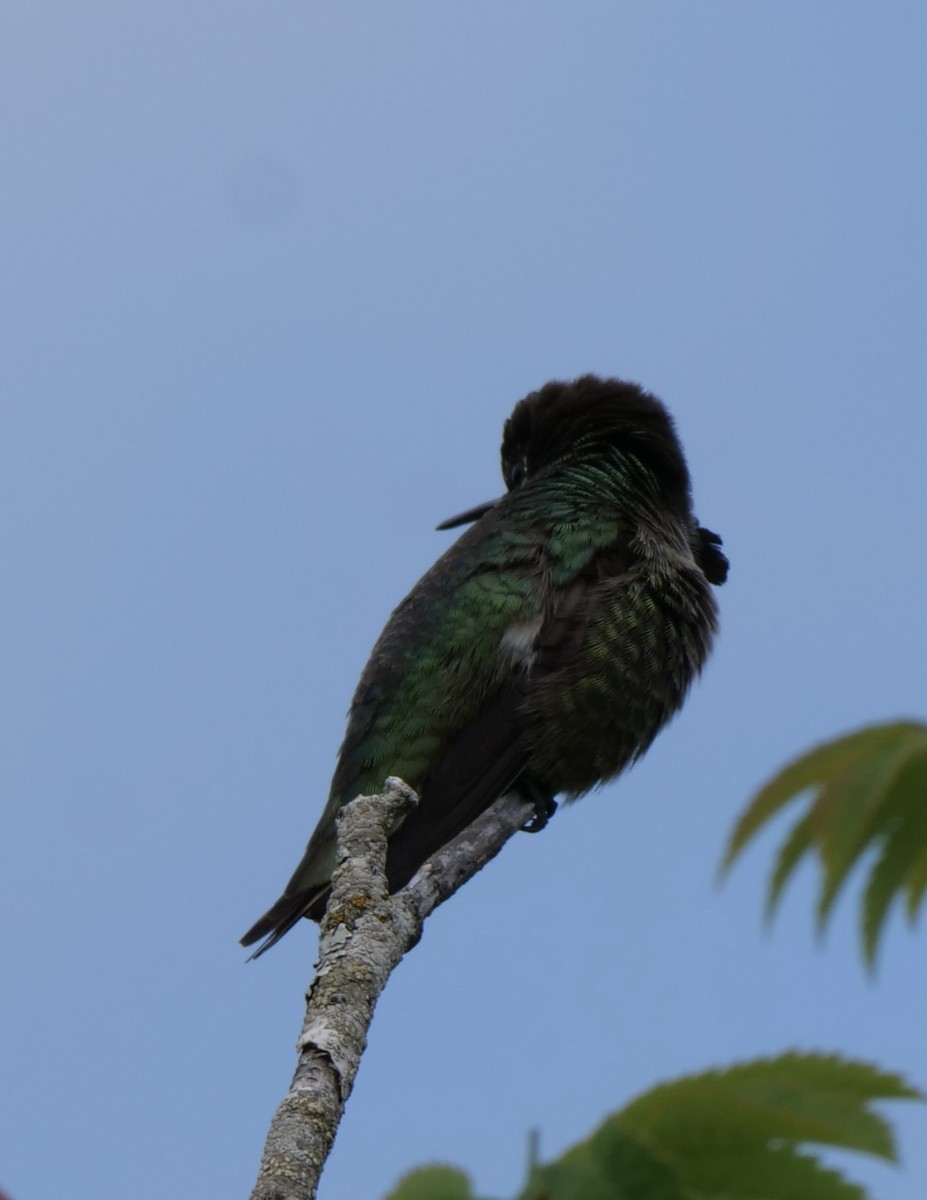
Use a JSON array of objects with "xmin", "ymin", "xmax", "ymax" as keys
[{"xmin": 248, "ymin": 778, "xmax": 534, "ymax": 1200}]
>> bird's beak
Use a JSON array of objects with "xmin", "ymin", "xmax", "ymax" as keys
[{"xmin": 435, "ymin": 498, "xmax": 502, "ymax": 530}]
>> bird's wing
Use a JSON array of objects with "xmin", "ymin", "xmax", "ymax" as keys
[
  {"xmin": 241, "ymin": 508, "xmax": 549, "ymax": 952},
  {"xmin": 350, "ymin": 528, "xmax": 640, "ymax": 893},
  {"xmin": 241, "ymin": 498, "xmax": 637, "ymax": 953}
]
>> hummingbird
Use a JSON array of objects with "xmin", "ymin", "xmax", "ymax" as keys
[{"xmin": 241, "ymin": 375, "xmax": 728, "ymax": 956}]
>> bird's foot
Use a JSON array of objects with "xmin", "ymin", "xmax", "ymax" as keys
[{"xmin": 519, "ymin": 783, "xmax": 558, "ymax": 833}]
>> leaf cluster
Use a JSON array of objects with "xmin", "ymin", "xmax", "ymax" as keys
[
  {"xmin": 721, "ymin": 721, "xmax": 927, "ymax": 965},
  {"xmin": 386, "ymin": 1054, "xmax": 919, "ymax": 1200},
  {"xmin": 381, "ymin": 721, "xmax": 927, "ymax": 1200}
]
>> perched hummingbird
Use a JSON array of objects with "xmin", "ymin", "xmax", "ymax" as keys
[{"xmin": 241, "ymin": 375, "xmax": 727, "ymax": 956}]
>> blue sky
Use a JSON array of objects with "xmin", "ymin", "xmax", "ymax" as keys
[{"xmin": 3, "ymin": 4, "xmax": 927, "ymax": 1198}]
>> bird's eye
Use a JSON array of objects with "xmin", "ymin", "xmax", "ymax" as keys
[{"xmin": 509, "ymin": 457, "xmax": 527, "ymax": 488}]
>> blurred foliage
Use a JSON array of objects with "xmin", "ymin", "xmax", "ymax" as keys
[
  {"xmin": 386, "ymin": 1165, "xmax": 479, "ymax": 1200},
  {"xmin": 385, "ymin": 722, "xmax": 927, "ymax": 1200},
  {"xmin": 722, "ymin": 721, "xmax": 927, "ymax": 966},
  {"xmin": 385, "ymin": 1054, "xmax": 920, "ymax": 1200}
]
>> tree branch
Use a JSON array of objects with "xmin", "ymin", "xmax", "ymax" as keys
[{"xmin": 248, "ymin": 778, "xmax": 535, "ymax": 1200}]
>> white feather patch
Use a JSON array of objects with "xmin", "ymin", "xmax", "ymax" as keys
[{"xmin": 500, "ymin": 617, "xmax": 543, "ymax": 667}]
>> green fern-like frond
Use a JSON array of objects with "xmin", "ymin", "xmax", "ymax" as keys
[{"xmin": 722, "ymin": 721, "xmax": 927, "ymax": 965}]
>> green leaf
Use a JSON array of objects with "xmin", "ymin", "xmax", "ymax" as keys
[
  {"xmin": 519, "ymin": 1120, "xmax": 686, "ymax": 1199},
  {"xmin": 860, "ymin": 770, "xmax": 927, "ymax": 964},
  {"xmin": 681, "ymin": 1145, "xmax": 866, "ymax": 1200},
  {"xmin": 720, "ymin": 725, "xmax": 908, "ymax": 872},
  {"xmin": 520, "ymin": 1053, "xmax": 921, "ymax": 1200},
  {"xmin": 903, "ymin": 843, "xmax": 927, "ymax": 921},
  {"xmin": 392, "ymin": 1056, "xmax": 920, "ymax": 1200},
  {"xmin": 518, "ymin": 1157, "xmax": 619, "ymax": 1200},
  {"xmin": 766, "ymin": 810, "xmax": 815, "ymax": 919},
  {"xmin": 892, "ymin": 749, "xmax": 927, "ymax": 920},
  {"xmin": 616, "ymin": 1053, "xmax": 917, "ymax": 1164},
  {"xmin": 385, "ymin": 1165, "xmax": 480, "ymax": 1200},
  {"xmin": 814, "ymin": 735, "xmax": 925, "ymax": 927},
  {"xmin": 724, "ymin": 721, "xmax": 927, "ymax": 964}
]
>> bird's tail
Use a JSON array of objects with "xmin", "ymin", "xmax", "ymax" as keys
[{"xmin": 239, "ymin": 886, "xmax": 328, "ymax": 960}]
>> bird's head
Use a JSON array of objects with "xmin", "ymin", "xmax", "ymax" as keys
[
  {"xmin": 437, "ymin": 374, "xmax": 729, "ymax": 586},
  {"xmin": 440, "ymin": 376, "xmax": 689, "ymax": 526}
]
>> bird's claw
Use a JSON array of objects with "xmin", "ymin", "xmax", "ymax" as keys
[{"xmin": 521, "ymin": 793, "xmax": 558, "ymax": 833}]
